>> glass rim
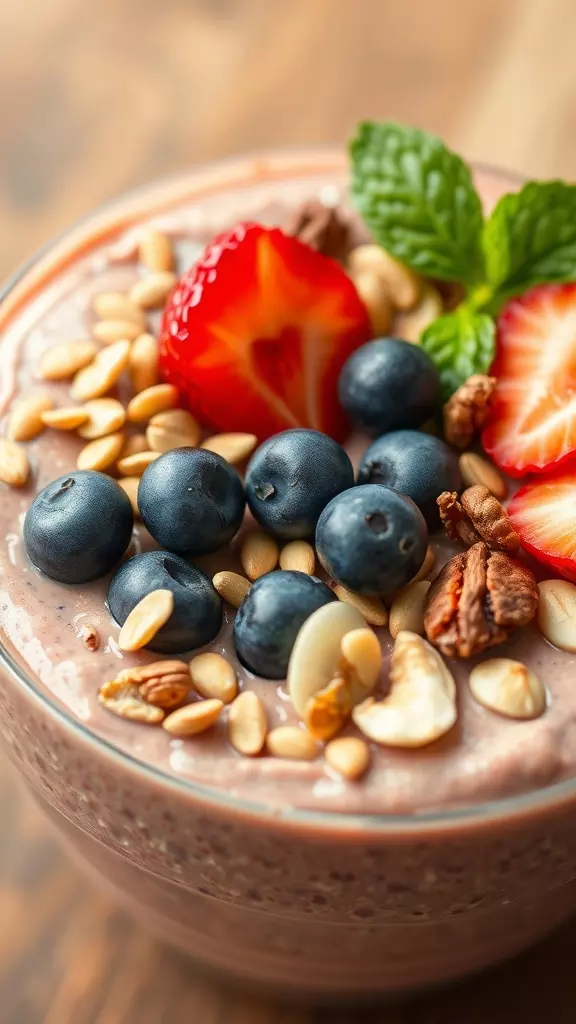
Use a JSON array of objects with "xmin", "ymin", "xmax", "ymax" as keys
[{"xmin": 4, "ymin": 145, "xmax": 569, "ymax": 839}]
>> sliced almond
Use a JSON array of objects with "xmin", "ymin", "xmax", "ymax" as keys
[
  {"xmin": 70, "ymin": 340, "xmax": 131, "ymax": 402},
  {"xmin": 396, "ymin": 285, "xmax": 443, "ymax": 343},
  {"xmin": 0, "ymin": 438, "xmax": 30, "ymax": 487},
  {"xmin": 389, "ymin": 580, "xmax": 431, "ymax": 639},
  {"xmin": 537, "ymin": 580, "xmax": 576, "ymax": 652},
  {"xmin": 228, "ymin": 691, "xmax": 268, "ymax": 756},
  {"xmin": 8, "ymin": 393, "xmax": 53, "ymax": 441},
  {"xmin": 129, "ymin": 333, "xmax": 160, "ymax": 394},
  {"xmin": 348, "ymin": 244, "xmax": 421, "ymax": 310},
  {"xmin": 147, "ymin": 408, "xmax": 200, "ymax": 452},
  {"xmin": 279, "ymin": 540, "xmax": 316, "ymax": 575},
  {"xmin": 39, "ymin": 340, "xmax": 98, "ymax": 381},
  {"xmin": 163, "ymin": 698, "xmax": 223, "ymax": 737},
  {"xmin": 459, "ymin": 452, "xmax": 507, "ymax": 501},
  {"xmin": 351, "ymin": 269, "xmax": 394, "ymax": 335},
  {"xmin": 288, "ymin": 601, "xmax": 365, "ymax": 718},
  {"xmin": 118, "ymin": 476, "xmax": 141, "ymax": 518},
  {"xmin": 240, "ymin": 530, "xmax": 280, "ymax": 581},
  {"xmin": 77, "ymin": 398, "xmax": 126, "ymax": 439},
  {"xmin": 93, "ymin": 319, "xmax": 142, "ymax": 345},
  {"xmin": 325, "ymin": 736, "xmax": 370, "ymax": 781},
  {"xmin": 201, "ymin": 433, "xmax": 258, "ymax": 465},
  {"xmin": 469, "ymin": 659, "xmax": 547, "ymax": 720},
  {"xmin": 129, "ymin": 271, "xmax": 177, "ymax": 310},
  {"xmin": 408, "ymin": 545, "xmax": 436, "ymax": 586},
  {"xmin": 189, "ymin": 652, "xmax": 238, "ymax": 704},
  {"xmin": 41, "ymin": 407, "xmax": 90, "ymax": 431},
  {"xmin": 118, "ymin": 589, "xmax": 174, "ymax": 652},
  {"xmin": 266, "ymin": 726, "xmax": 318, "ymax": 761},
  {"xmin": 77, "ymin": 431, "xmax": 125, "ymax": 472},
  {"xmin": 93, "ymin": 292, "xmax": 147, "ymax": 328},
  {"xmin": 127, "ymin": 383, "xmax": 180, "ymax": 423},
  {"xmin": 353, "ymin": 630, "xmax": 456, "ymax": 748},
  {"xmin": 212, "ymin": 570, "xmax": 251, "ymax": 608},
  {"xmin": 117, "ymin": 449, "xmax": 161, "ymax": 476},
  {"xmin": 139, "ymin": 227, "xmax": 175, "ymax": 272},
  {"xmin": 332, "ymin": 583, "xmax": 388, "ymax": 627}
]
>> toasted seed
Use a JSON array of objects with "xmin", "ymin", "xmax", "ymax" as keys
[
  {"xmin": 396, "ymin": 285, "xmax": 443, "ymax": 343},
  {"xmin": 279, "ymin": 540, "xmax": 316, "ymax": 574},
  {"xmin": 212, "ymin": 570, "xmax": 251, "ymax": 608},
  {"xmin": 325, "ymin": 736, "xmax": 370, "ymax": 780},
  {"xmin": 228, "ymin": 691, "xmax": 268, "ymax": 756},
  {"xmin": 127, "ymin": 383, "xmax": 180, "ymax": 423},
  {"xmin": 93, "ymin": 292, "xmax": 147, "ymax": 328},
  {"xmin": 163, "ymin": 698, "xmax": 223, "ymax": 737},
  {"xmin": 267, "ymin": 726, "xmax": 318, "ymax": 761},
  {"xmin": 129, "ymin": 271, "xmax": 177, "ymax": 310},
  {"xmin": 408, "ymin": 545, "xmax": 436, "ymax": 586},
  {"xmin": 70, "ymin": 340, "xmax": 131, "ymax": 402},
  {"xmin": 41, "ymin": 407, "xmax": 90, "ymax": 430},
  {"xmin": 129, "ymin": 333, "xmax": 160, "ymax": 394},
  {"xmin": 118, "ymin": 476, "xmax": 141, "ymax": 517},
  {"xmin": 118, "ymin": 589, "xmax": 174, "ymax": 652},
  {"xmin": 352, "ymin": 269, "xmax": 394, "ymax": 335},
  {"xmin": 201, "ymin": 433, "xmax": 258, "ymax": 464},
  {"xmin": 340, "ymin": 628, "xmax": 382, "ymax": 690},
  {"xmin": 389, "ymin": 581, "xmax": 432, "ymax": 639},
  {"xmin": 189, "ymin": 652, "xmax": 238, "ymax": 704},
  {"xmin": 470, "ymin": 659, "xmax": 547, "ymax": 720},
  {"xmin": 348, "ymin": 245, "xmax": 421, "ymax": 310},
  {"xmin": 288, "ymin": 601, "xmax": 366, "ymax": 718},
  {"xmin": 93, "ymin": 319, "xmax": 142, "ymax": 345},
  {"xmin": 332, "ymin": 583, "xmax": 388, "ymax": 627},
  {"xmin": 0, "ymin": 438, "xmax": 30, "ymax": 487},
  {"xmin": 40, "ymin": 340, "xmax": 98, "ymax": 381},
  {"xmin": 537, "ymin": 580, "xmax": 576, "ymax": 652},
  {"xmin": 459, "ymin": 452, "xmax": 507, "ymax": 500},
  {"xmin": 147, "ymin": 409, "xmax": 200, "ymax": 452},
  {"xmin": 79, "ymin": 623, "xmax": 100, "ymax": 651},
  {"xmin": 118, "ymin": 433, "xmax": 149, "ymax": 460},
  {"xmin": 139, "ymin": 227, "xmax": 175, "ymax": 272},
  {"xmin": 117, "ymin": 449, "xmax": 161, "ymax": 476},
  {"xmin": 78, "ymin": 398, "xmax": 126, "ymax": 439},
  {"xmin": 241, "ymin": 530, "xmax": 280, "ymax": 581},
  {"xmin": 8, "ymin": 393, "xmax": 53, "ymax": 441},
  {"xmin": 77, "ymin": 432, "xmax": 125, "ymax": 472}
]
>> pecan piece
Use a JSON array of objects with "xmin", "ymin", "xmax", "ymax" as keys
[
  {"xmin": 285, "ymin": 199, "xmax": 351, "ymax": 261},
  {"xmin": 438, "ymin": 485, "xmax": 520, "ymax": 552},
  {"xmin": 443, "ymin": 374, "xmax": 497, "ymax": 448},
  {"xmin": 424, "ymin": 541, "xmax": 538, "ymax": 658}
]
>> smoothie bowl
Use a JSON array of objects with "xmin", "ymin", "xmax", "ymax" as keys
[{"xmin": 2, "ymin": 124, "xmax": 576, "ymax": 998}]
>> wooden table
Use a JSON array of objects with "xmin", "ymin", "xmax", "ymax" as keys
[{"xmin": 2, "ymin": 1, "xmax": 576, "ymax": 1019}]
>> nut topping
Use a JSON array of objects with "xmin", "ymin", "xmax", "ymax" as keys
[
  {"xmin": 98, "ymin": 677, "xmax": 165, "ymax": 724},
  {"xmin": 0, "ymin": 438, "xmax": 31, "ymax": 488},
  {"xmin": 424, "ymin": 541, "xmax": 538, "ymax": 658},
  {"xmin": 438, "ymin": 485, "xmax": 520, "ymax": 552},
  {"xmin": 111, "ymin": 659, "xmax": 190, "ymax": 709},
  {"xmin": 240, "ymin": 530, "xmax": 280, "ymax": 581},
  {"xmin": 212, "ymin": 570, "xmax": 251, "ymax": 608},
  {"xmin": 117, "ymin": 589, "xmax": 175, "ymax": 652},
  {"xmin": 443, "ymin": 374, "xmax": 497, "ymax": 449},
  {"xmin": 228, "ymin": 690, "xmax": 268, "ymax": 756},
  {"xmin": 469, "ymin": 658, "xmax": 547, "ymax": 720},
  {"xmin": 189, "ymin": 652, "xmax": 238, "ymax": 704},
  {"xmin": 8, "ymin": 393, "xmax": 52, "ymax": 441},
  {"xmin": 325, "ymin": 736, "xmax": 370, "ymax": 781},
  {"xmin": 286, "ymin": 199, "xmax": 351, "ymax": 261},
  {"xmin": 459, "ymin": 451, "xmax": 507, "ymax": 500},
  {"xmin": 287, "ymin": 601, "xmax": 366, "ymax": 718},
  {"xmin": 163, "ymin": 698, "xmax": 224, "ymax": 737},
  {"xmin": 537, "ymin": 580, "xmax": 576, "ymax": 652},
  {"xmin": 267, "ymin": 726, "xmax": 319, "ymax": 761}
]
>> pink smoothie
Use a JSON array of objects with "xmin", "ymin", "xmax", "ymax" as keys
[{"xmin": 1, "ymin": 152, "xmax": 576, "ymax": 997}]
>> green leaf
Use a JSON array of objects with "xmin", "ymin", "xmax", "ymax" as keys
[
  {"xmin": 484, "ymin": 181, "xmax": 576, "ymax": 302},
  {"xmin": 420, "ymin": 307, "xmax": 495, "ymax": 399},
  {"xmin": 349, "ymin": 121, "xmax": 485, "ymax": 286}
]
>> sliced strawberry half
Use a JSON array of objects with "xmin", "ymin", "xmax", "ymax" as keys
[
  {"xmin": 508, "ymin": 470, "xmax": 576, "ymax": 582},
  {"xmin": 482, "ymin": 283, "xmax": 576, "ymax": 476},
  {"xmin": 159, "ymin": 222, "xmax": 372, "ymax": 443}
]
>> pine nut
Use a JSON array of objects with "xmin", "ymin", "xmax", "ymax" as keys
[
  {"xmin": 163, "ymin": 698, "xmax": 223, "ymax": 737},
  {"xmin": 537, "ymin": 580, "xmax": 576, "ymax": 652},
  {"xmin": 8, "ymin": 393, "xmax": 53, "ymax": 441},
  {"xmin": 266, "ymin": 726, "xmax": 318, "ymax": 761},
  {"xmin": 77, "ymin": 432, "xmax": 125, "ymax": 471},
  {"xmin": 127, "ymin": 384, "xmax": 180, "ymax": 423},
  {"xmin": 279, "ymin": 540, "xmax": 316, "ymax": 574},
  {"xmin": 228, "ymin": 690, "xmax": 268, "ymax": 756},
  {"xmin": 189, "ymin": 652, "xmax": 238, "ymax": 704},
  {"xmin": 117, "ymin": 450, "xmax": 161, "ymax": 476},
  {"xmin": 332, "ymin": 582, "xmax": 388, "ymax": 627},
  {"xmin": 129, "ymin": 333, "xmax": 160, "ymax": 394},
  {"xmin": 93, "ymin": 292, "xmax": 147, "ymax": 328},
  {"xmin": 39, "ymin": 340, "xmax": 98, "ymax": 380},
  {"xmin": 70, "ymin": 340, "xmax": 131, "ymax": 402},
  {"xmin": 469, "ymin": 659, "xmax": 547, "ymax": 719},
  {"xmin": 77, "ymin": 398, "xmax": 126, "ymax": 439},
  {"xmin": 212, "ymin": 571, "xmax": 251, "ymax": 608},
  {"xmin": 459, "ymin": 452, "xmax": 507, "ymax": 500},
  {"xmin": 147, "ymin": 409, "xmax": 200, "ymax": 452},
  {"xmin": 325, "ymin": 736, "xmax": 370, "ymax": 780},
  {"xmin": 118, "ymin": 589, "xmax": 174, "ymax": 652},
  {"xmin": 241, "ymin": 530, "xmax": 280, "ymax": 581},
  {"xmin": 118, "ymin": 476, "xmax": 141, "ymax": 518},
  {"xmin": 41, "ymin": 407, "xmax": 90, "ymax": 431},
  {"xmin": 0, "ymin": 438, "xmax": 30, "ymax": 487},
  {"xmin": 129, "ymin": 271, "xmax": 177, "ymax": 310},
  {"xmin": 93, "ymin": 319, "xmax": 142, "ymax": 345},
  {"xmin": 389, "ymin": 581, "xmax": 431, "ymax": 638},
  {"xmin": 201, "ymin": 433, "xmax": 258, "ymax": 464},
  {"xmin": 139, "ymin": 227, "xmax": 175, "ymax": 272}
]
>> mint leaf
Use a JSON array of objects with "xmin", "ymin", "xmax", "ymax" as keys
[
  {"xmin": 484, "ymin": 181, "xmax": 576, "ymax": 301},
  {"xmin": 350, "ymin": 121, "xmax": 484, "ymax": 286},
  {"xmin": 420, "ymin": 307, "xmax": 495, "ymax": 399}
]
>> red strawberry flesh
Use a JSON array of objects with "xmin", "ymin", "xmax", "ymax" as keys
[{"xmin": 508, "ymin": 470, "xmax": 576, "ymax": 582}]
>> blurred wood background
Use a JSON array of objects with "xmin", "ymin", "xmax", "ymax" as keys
[{"xmin": 2, "ymin": 0, "xmax": 576, "ymax": 1020}]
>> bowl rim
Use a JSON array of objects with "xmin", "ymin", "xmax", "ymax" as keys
[{"xmin": 3, "ymin": 145, "xmax": 571, "ymax": 838}]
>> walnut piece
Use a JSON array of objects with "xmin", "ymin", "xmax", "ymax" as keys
[
  {"xmin": 437, "ymin": 485, "xmax": 520, "ymax": 552},
  {"xmin": 424, "ymin": 541, "xmax": 538, "ymax": 658},
  {"xmin": 285, "ymin": 199, "xmax": 351, "ymax": 261},
  {"xmin": 443, "ymin": 374, "xmax": 497, "ymax": 448}
]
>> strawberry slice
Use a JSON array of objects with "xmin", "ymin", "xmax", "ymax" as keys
[
  {"xmin": 508, "ymin": 470, "xmax": 576, "ymax": 582},
  {"xmin": 159, "ymin": 222, "xmax": 372, "ymax": 442},
  {"xmin": 482, "ymin": 283, "xmax": 576, "ymax": 476}
]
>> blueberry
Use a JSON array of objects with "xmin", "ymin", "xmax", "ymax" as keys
[
  {"xmin": 245, "ymin": 429, "xmax": 354, "ymax": 540},
  {"xmin": 316, "ymin": 484, "xmax": 428, "ymax": 596},
  {"xmin": 357, "ymin": 430, "xmax": 462, "ymax": 529},
  {"xmin": 233, "ymin": 570, "xmax": 336, "ymax": 678},
  {"xmin": 23, "ymin": 471, "xmax": 133, "ymax": 584},
  {"xmin": 338, "ymin": 338, "xmax": 440, "ymax": 435},
  {"xmin": 138, "ymin": 448, "xmax": 245, "ymax": 556},
  {"xmin": 108, "ymin": 550, "xmax": 222, "ymax": 654}
]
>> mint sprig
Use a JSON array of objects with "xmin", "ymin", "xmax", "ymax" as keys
[{"xmin": 349, "ymin": 122, "xmax": 576, "ymax": 396}]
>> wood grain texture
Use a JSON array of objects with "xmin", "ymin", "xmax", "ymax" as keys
[{"xmin": 2, "ymin": 0, "xmax": 576, "ymax": 1020}]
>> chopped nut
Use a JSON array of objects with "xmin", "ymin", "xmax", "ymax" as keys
[
  {"xmin": 117, "ymin": 589, "xmax": 174, "ymax": 652},
  {"xmin": 286, "ymin": 199, "xmax": 351, "ymax": 261},
  {"xmin": 348, "ymin": 244, "xmax": 421, "ymax": 310},
  {"xmin": 98, "ymin": 677, "xmax": 164, "ymax": 724},
  {"xmin": 129, "ymin": 271, "xmax": 177, "ymax": 310},
  {"xmin": 267, "ymin": 726, "xmax": 318, "ymax": 761},
  {"xmin": 78, "ymin": 398, "xmax": 126, "ymax": 440},
  {"xmin": 116, "ymin": 659, "xmax": 189, "ymax": 684},
  {"xmin": 443, "ymin": 374, "xmax": 497, "ymax": 449},
  {"xmin": 408, "ymin": 545, "xmax": 436, "ymax": 585},
  {"xmin": 212, "ymin": 570, "xmax": 251, "ymax": 608},
  {"xmin": 118, "ymin": 433, "xmax": 149, "ymax": 460},
  {"xmin": 70, "ymin": 340, "xmax": 131, "ymax": 402},
  {"xmin": 138, "ymin": 674, "xmax": 190, "ymax": 709},
  {"xmin": 189, "ymin": 652, "xmax": 238, "ymax": 704},
  {"xmin": 424, "ymin": 542, "xmax": 538, "ymax": 658},
  {"xmin": 147, "ymin": 408, "xmax": 200, "ymax": 452},
  {"xmin": 8, "ymin": 393, "xmax": 52, "ymax": 441},
  {"xmin": 287, "ymin": 601, "xmax": 366, "ymax": 718},
  {"xmin": 0, "ymin": 439, "xmax": 30, "ymax": 488},
  {"xmin": 129, "ymin": 333, "xmax": 160, "ymax": 394},
  {"xmin": 127, "ymin": 383, "xmax": 180, "ymax": 423},
  {"xmin": 469, "ymin": 658, "xmax": 547, "ymax": 720},
  {"xmin": 352, "ymin": 269, "xmax": 394, "ymax": 336},
  {"xmin": 339, "ymin": 627, "xmax": 382, "ymax": 692},
  {"xmin": 139, "ymin": 227, "xmax": 175, "ymax": 272},
  {"xmin": 389, "ymin": 580, "xmax": 431, "ymax": 638},
  {"xmin": 41, "ymin": 407, "xmax": 90, "ymax": 431},
  {"xmin": 117, "ymin": 450, "xmax": 161, "ymax": 476},
  {"xmin": 459, "ymin": 451, "xmax": 507, "ymax": 500},
  {"xmin": 39, "ymin": 340, "xmax": 98, "ymax": 380},
  {"xmin": 438, "ymin": 486, "xmax": 520, "ymax": 552},
  {"xmin": 279, "ymin": 539, "xmax": 316, "ymax": 574},
  {"xmin": 353, "ymin": 630, "xmax": 457, "ymax": 748},
  {"xmin": 240, "ymin": 530, "xmax": 280, "ymax": 581},
  {"xmin": 325, "ymin": 736, "xmax": 370, "ymax": 781},
  {"xmin": 305, "ymin": 677, "xmax": 351, "ymax": 740},
  {"xmin": 396, "ymin": 284, "xmax": 443, "ymax": 343},
  {"xmin": 93, "ymin": 292, "xmax": 147, "ymax": 328},
  {"xmin": 537, "ymin": 580, "xmax": 576, "ymax": 652},
  {"xmin": 118, "ymin": 476, "xmax": 140, "ymax": 518},
  {"xmin": 163, "ymin": 698, "xmax": 223, "ymax": 737},
  {"xmin": 228, "ymin": 690, "xmax": 268, "ymax": 756},
  {"xmin": 331, "ymin": 582, "xmax": 388, "ymax": 627},
  {"xmin": 93, "ymin": 319, "xmax": 142, "ymax": 345},
  {"xmin": 79, "ymin": 623, "xmax": 100, "ymax": 651},
  {"xmin": 201, "ymin": 432, "xmax": 258, "ymax": 464},
  {"xmin": 77, "ymin": 431, "xmax": 125, "ymax": 472}
]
